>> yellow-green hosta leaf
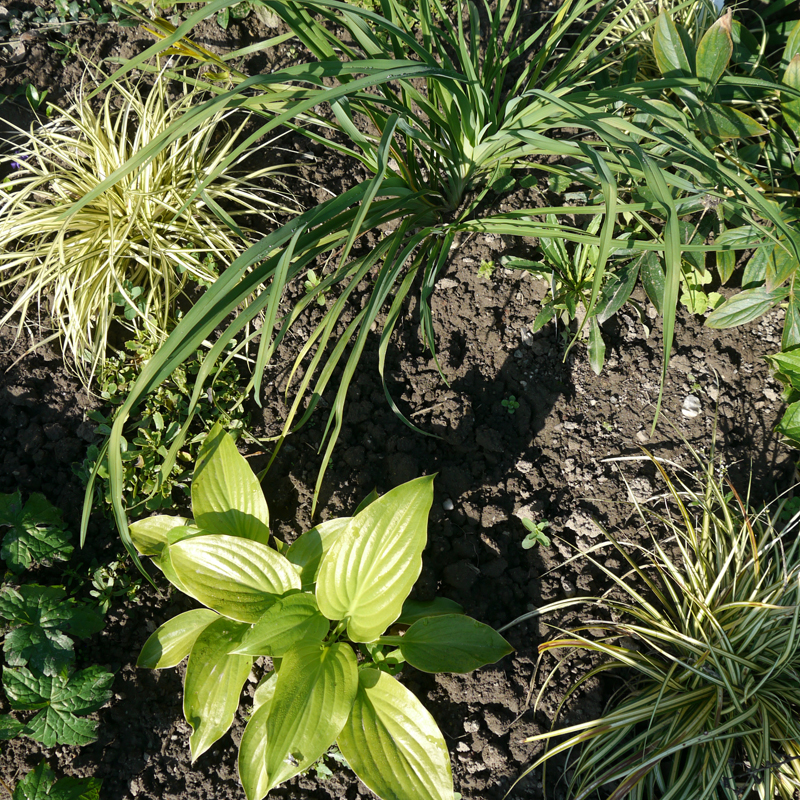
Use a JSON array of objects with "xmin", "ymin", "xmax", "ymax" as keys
[
  {"xmin": 170, "ymin": 534, "xmax": 300, "ymax": 623},
  {"xmin": 337, "ymin": 669, "xmax": 455, "ymax": 800},
  {"xmin": 192, "ymin": 423, "xmax": 270, "ymax": 544},
  {"xmin": 316, "ymin": 476, "xmax": 434, "ymax": 642},
  {"xmin": 231, "ymin": 593, "xmax": 330, "ymax": 657},
  {"xmin": 263, "ymin": 641, "xmax": 358, "ymax": 791},
  {"xmin": 129, "ymin": 514, "xmax": 191, "ymax": 556},
  {"xmin": 286, "ymin": 518, "xmax": 350, "ymax": 588},
  {"xmin": 398, "ymin": 615, "xmax": 513, "ymax": 673},
  {"xmin": 696, "ymin": 9, "xmax": 732, "ymax": 94},
  {"xmin": 137, "ymin": 609, "xmax": 219, "ymax": 669},
  {"xmin": 238, "ymin": 673, "xmax": 277, "ymax": 800},
  {"xmin": 783, "ymin": 54, "xmax": 800, "ymax": 134},
  {"xmin": 694, "ymin": 103, "xmax": 768, "ymax": 140},
  {"xmin": 184, "ymin": 616, "xmax": 253, "ymax": 761},
  {"xmin": 152, "ymin": 525, "xmax": 205, "ymax": 595}
]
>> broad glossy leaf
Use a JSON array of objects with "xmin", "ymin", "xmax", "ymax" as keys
[
  {"xmin": 137, "ymin": 609, "xmax": 219, "ymax": 669},
  {"xmin": 587, "ymin": 318, "xmax": 605, "ymax": 376},
  {"xmin": 170, "ymin": 534, "xmax": 300, "ymax": 622},
  {"xmin": 783, "ymin": 55, "xmax": 800, "ymax": 135},
  {"xmin": 696, "ymin": 10, "xmax": 732, "ymax": 93},
  {"xmin": 705, "ymin": 286, "xmax": 789, "ymax": 329},
  {"xmin": 238, "ymin": 685, "xmax": 273, "ymax": 800},
  {"xmin": 787, "ymin": 20, "xmax": 800, "ymax": 67},
  {"xmin": 12, "ymin": 761, "xmax": 102, "ymax": 800},
  {"xmin": 286, "ymin": 518, "xmax": 349, "ymax": 588},
  {"xmin": 767, "ymin": 349, "xmax": 800, "ymax": 388},
  {"xmin": 316, "ymin": 476, "xmax": 433, "ymax": 642},
  {"xmin": 653, "ymin": 13, "xmax": 694, "ymax": 78},
  {"xmin": 263, "ymin": 641, "xmax": 358, "ymax": 791},
  {"xmin": 695, "ymin": 103, "xmax": 768, "ymax": 140},
  {"xmin": 777, "ymin": 400, "xmax": 800, "ymax": 445},
  {"xmin": 231, "ymin": 593, "xmax": 329, "ymax": 657},
  {"xmin": 129, "ymin": 514, "xmax": 191, "ymax": 556},
  {"xmin": 192, "ymin": 423, "xmax": 270, "ymax": 544},
  {"xmin": 337, "ymin": 669, "xmax": 454, "ymax": 800},
  {"xmin": 2, "ymin": 665, "xmax": 113, "ymax": 747},
  {"xmin": 184, "ymin": 616, "xmax": 252, "ymax": 760},
  {"xmin": 399, "ymin": 615, "xmax": 514, "ymax": 673},
  {"xmin": 397, "ymin": 598, "xmax": 464, "ymax": 625}
]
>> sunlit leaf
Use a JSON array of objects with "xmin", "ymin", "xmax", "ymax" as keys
[{"xmin": 137, "ymin": 609, "xmax": 219, "ymax": 669}]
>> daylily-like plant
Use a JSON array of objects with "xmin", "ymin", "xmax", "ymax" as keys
[{"xmin": 131, "ymin": 424, "xmax": 512, "ymax": 800}]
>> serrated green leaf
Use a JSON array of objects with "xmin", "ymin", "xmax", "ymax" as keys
[
  {"xmin": 12, "ymin": 761, "xmax": 102, "ymax": 800},
  {"xmin": 337, "ymin": 669, "xmax": 454, "ymax": 800},
  {"xmin": 587, "ymin": 317, "xmax": 606, "ymax": 376},
  {"xmin": 316, "ymin": 477, "xmax": 433, "ymax": 642},
  {"xmin": 398, "ymin": 615, "xmax": 513, "ymax": 673},
  {"xmin": 696, "ymin": 10, "xmax": 732, "ymax": 94},
  {"xmin": 3, "ymin": 665, "xmax": 113, "ymax": 747},
  {"xmin": 0, "ymin": 712, "xmax": 30, "ymax": 740},
  {"xmin": 705, "ymin": 286, "xmax": 789, "ymax": 328},
  {"xmin": 0, "ymin": 586, "xmax": 102, "ymax": 677},
  {"xmin": 184, "ymin": 616, "xmax": 252, "ymax": 760},
  {"xmin": 0, "ymin": 492, "xmax": 72, "ymax": 574},
  {"xmin": 192, "ymin": 423, "xmax": 270, "ymax": 544},
  {"xmin": 231, "ymin": 593, "xmax": 329, "ymax": 657},
  {"xmin": 694, "ymin": 103, "xmax": 768, "ymax": 140},
  {"xmin": 129, "ymin": 514, "xmax": 192, "ymax": 556},
  {"xmin": 286, "ymin": 518, "xmax": 349, "ymax": 589},
  {"xmin": 170, "ymin": 534, "xmax": 300, "ymax": 622},
  {"xmin": 263, "ymin": 641, "xmax": 358, "ymax": 791},
  {"xmin": 396, "ymin": 598, "xmax": 464, "ymax": 625},
  {"xmin": 137, "ymin": 609, "xmax": 219, "ymax": 669}
]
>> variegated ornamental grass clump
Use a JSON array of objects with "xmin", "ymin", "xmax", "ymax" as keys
[
  {"xmin": 0, "ymin": 65, "xmax": 298, "ymax": 383},
  {"xmin": 130, "ymin": 423, "xmax": 512, "ymax": 800},
  {"xmin": 505, "ymin": 447, "xmax": 800, "ymax": 800}
]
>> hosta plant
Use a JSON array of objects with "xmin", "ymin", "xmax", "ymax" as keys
[
  {"xmin": 0, "ymin": 63, "xmax": 297, "ymax": 382},
  {"xmin": 131, "ymin": 424, "xmax": 512, "ymax": 800},
  {"xmin": 505, "ymin": 446, "xmax": 800, "ymax": 800}
]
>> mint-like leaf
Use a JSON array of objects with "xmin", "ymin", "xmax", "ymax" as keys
[
  {"xmin": 0, "ymin": 491, "xmax": 73, "ymax": 573},
  {"xmin": 0, "ymin": 586, "xmax": 103, "ymax": 676},
  {"xmin": 3, "ymin": 665, "xmax": 113, "ymax": 747},
  {"xmin": 12, "ymin": 761, "xmax": 101, "ymax": 800}
]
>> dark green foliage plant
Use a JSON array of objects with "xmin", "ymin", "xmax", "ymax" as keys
[
  {"xmin": 10, "ymin": 761, "xmax": 101, "ymax": 800},
  {"xmin": 0, "ymin": 492, "xmax": 72, "ymax": 574},
  {"xmin": 131, "ymin": 423, "xmax": 511, "ymax": 800}
]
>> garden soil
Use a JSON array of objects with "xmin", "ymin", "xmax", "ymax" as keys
[{"xmin": 0, "ymin": 5, "xmax": 796, "ymax": 800}]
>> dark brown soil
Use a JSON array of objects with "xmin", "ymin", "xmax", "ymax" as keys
[{"xmin": 0, "ymin": 5, "xmax": 795, "ymax": 800}]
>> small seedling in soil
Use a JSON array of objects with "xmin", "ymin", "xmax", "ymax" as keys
[
  {"xmin": 304, "ymin": 269, "xmax": 328, "ymax": 306},
  {"xmin": 521, "ymin": 519, "xmax": 551, "ymax": 549},
  {"xmin": 478, "ymin": 259, "xmax": 495, "ymax": 280},
  {"xmin": 501, "ymin": 395, "xmax": 520, "ymax": 415}
]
